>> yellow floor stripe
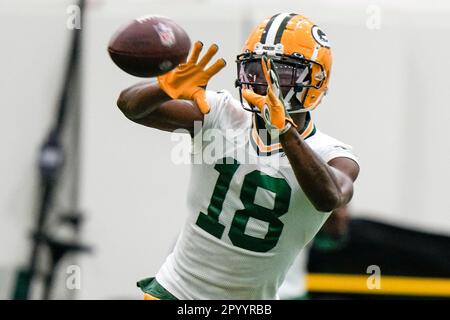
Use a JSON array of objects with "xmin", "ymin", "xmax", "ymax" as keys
[{"xmin": 307, "ymin": 273, "xmax": 450, "ymax": 297}]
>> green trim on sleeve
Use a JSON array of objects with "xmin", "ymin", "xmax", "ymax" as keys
[{"xmin": 136, "ymin": 277, "xmax": 178, "ymax": 300}]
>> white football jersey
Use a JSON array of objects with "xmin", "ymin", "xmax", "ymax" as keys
[
  {"xmin": 155, "ymin": 90, "xmax": 359, "ymax": 299},
  {"xmin": 277, "ymin": 249, "xmax": 308, "ymax": 299}
]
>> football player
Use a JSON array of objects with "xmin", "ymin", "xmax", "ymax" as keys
[{"xmin": 117, "ymin": 13, "xmax": 360, "ymax": 300}]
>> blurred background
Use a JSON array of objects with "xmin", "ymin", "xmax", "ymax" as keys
[{"xmin": 1, "ymin": 0, "xmax": 449, "ymax": 299}]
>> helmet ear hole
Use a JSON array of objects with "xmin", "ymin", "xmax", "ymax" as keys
[{"xmin": 314, "ymin": 71, "xmax": 325, "ymax": 81}]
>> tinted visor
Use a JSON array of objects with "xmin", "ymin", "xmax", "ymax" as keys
[{"xmin": 238, "ymin": 58, "xmax": 310, "ymax": 96}]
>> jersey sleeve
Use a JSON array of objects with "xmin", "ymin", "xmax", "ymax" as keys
[
  {"xmin": 202, "ymin": 90, "xmax": 248, "ymax": 131},
  {"xmin": 307, "ymin": 131, "xmax": 360, "ymax": 166},
  {"xmin": 320, "ymin": 142, "xmax": 359, "ymax": 165}
]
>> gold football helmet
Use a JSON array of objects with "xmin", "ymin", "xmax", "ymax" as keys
[{"xmin": 236, "ymin": 13, "xmax": 332, "ymax": 113}]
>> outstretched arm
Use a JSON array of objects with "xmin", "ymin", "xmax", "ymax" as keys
[
  {"xmin": 242, "ymin": 56, "xmax": 359, "ymax": 212},
  {"xmin": 116, "ymin": 42, "xmax": 225, "ymax": 135},
  {"xmin": 117, "ymin": 81, "xmax": 203, "ymax": 134},
  {"xmin": 279, "ymin": 129, "xmax": 359, "ymax": 212}
]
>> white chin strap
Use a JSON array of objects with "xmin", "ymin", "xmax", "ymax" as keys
[{"xmin": 283, "ymin": 66, "xmax": 310, "ymax": 113}]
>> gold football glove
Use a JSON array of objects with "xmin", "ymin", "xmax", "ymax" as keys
[
  {"xmin": 157, "ymin": 41, "xmax": 226, "ymax": 114},
  {"xmin": 242, "ymin": 56, "xmax": 297, "ymax": 136}
]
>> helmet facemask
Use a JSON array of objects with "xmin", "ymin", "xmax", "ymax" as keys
[{"xmin": 235, "ymin": 50, "xmax": 326, "ymax": 114}]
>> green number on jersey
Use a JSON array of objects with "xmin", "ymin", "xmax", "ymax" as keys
[
  {"xmin": 195, "ymin": 157, "xmax": 291, "ymax": 252},
  {"xmin": 195, "ymin": 158, "xmax": 240, "ymax": 239}
]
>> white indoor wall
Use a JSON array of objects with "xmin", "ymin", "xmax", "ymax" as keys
[
  {"xmin": 1, "ymin": 0, "xmax": 449, "ymax": 300},
  {"xmin": 79, "ymin": 0, "xmax": 450, "ymax": 299},
  {"xmin": 0, "ymin": 0, "xmax": 78, "ymax": 299}
]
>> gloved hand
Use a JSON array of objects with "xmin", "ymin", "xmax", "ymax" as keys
[
  {"xmin": 157, "ymin": 41, "xmax": 226, "ymax": 113},
  {"xmin": 242, "ymin": 56, "xmax": 297, "ymax": 136}
]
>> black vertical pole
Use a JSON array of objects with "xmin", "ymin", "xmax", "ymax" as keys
[{"xmin": 12, "ymin": 0, "xmax": 86, "ymax": 300}]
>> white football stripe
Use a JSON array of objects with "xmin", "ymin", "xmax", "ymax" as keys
[{"xmin": 264, "ymin": 13, "xmax": 291, "ymax": 45}]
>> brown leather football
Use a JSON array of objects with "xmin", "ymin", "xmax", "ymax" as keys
[{"xmin": 108, "ymin": 15, "xmax": 191, "ymax": 77}]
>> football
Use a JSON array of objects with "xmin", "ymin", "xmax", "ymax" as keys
[{"xmin": 108, "ymin": 15, "xmax": 191, "ymax": 77}]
